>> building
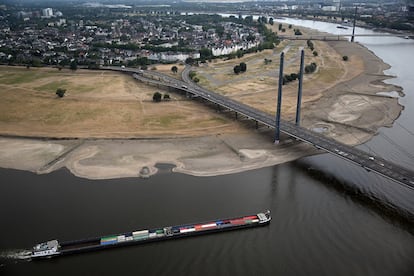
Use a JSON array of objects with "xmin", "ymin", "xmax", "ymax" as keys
[{"xmin": 42, "ymin": 8, "xmax": 53, "ymax": 18}]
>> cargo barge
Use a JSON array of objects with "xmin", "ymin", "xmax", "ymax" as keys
[{"xmin": 31, "ymin": 210, "xmax": 271, "ymax": 259}]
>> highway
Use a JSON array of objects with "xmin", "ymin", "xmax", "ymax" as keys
[
  {"xmin": 277, "ymin": 34, "xmax": 413, "ymax": 41},
  {"xmin": 103, "ymin": 66, "xmax": 414, "ymax": 190}
]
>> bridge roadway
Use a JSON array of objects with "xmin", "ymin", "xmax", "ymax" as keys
[
  {"xmin": 278, "ymin": 34, "xmax": 413, "ymax": 41},
  {"xmin": 104, "ymin": 66, "xmax": 414, "ymax": 189}
]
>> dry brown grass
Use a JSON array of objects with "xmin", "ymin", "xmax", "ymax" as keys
[{"xmin": 0, "ymin": 66, "xmax": 243, "ymax": 138}]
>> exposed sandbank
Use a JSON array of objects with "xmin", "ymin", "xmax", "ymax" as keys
[{"xmin": 0, "ymin": 133, "xmax": 318, "ymax": 179}]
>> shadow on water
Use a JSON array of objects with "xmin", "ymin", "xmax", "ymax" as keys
[{"xmin": 292, "ymin": 160, "xmax": 414, "ymax": 235}]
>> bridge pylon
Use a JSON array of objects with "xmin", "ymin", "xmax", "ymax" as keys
[
  {"xmin": 274, "ymin": 52, "xmax": 284, "ymax": 144},
  {"xmin": 295, "ymin": 49, "xmax": 305, "ymax": 126}
]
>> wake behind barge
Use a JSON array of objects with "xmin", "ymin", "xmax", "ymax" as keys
[{"xmin": 31, "ymin": 211, "xmax": 271, "ymax": 259}]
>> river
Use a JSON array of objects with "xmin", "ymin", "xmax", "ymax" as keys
[{"xmin": 0, "ymin": 19, "xmax": 413, "ymax": 275}]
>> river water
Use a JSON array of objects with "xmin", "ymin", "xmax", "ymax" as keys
[{"xmin": 0, "ymin": 19, "xmax": 413, "ymax": 275}]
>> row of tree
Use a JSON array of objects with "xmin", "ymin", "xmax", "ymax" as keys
[{"xmin": 152, "ymin": 92, "xmax": 170, "ymax": 102}]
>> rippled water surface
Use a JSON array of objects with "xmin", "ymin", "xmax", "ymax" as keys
[{"xmin": 0, "ymin": 166, "xmax": 413, "ymax": 275}]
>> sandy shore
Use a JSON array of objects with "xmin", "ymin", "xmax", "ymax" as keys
[
  {"xmin": 0, "ymin": 39, "xmax": 403, "ymax": 179},
  {"xmin": 0, "ymin": 133, "xmax": 318, "ymax": 179}
]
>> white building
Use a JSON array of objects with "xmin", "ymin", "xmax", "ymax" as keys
[
  {"xmin": 148, "ymin": 52, "xmax": 200, "ymax": 62},
  {"xmin": 212, "ymin": 42, "xmax": 259, "ymax": 57},
  {"xmin": 42, "ymin": 8, "xmax": 53, "ymax": 18},
  {"xmin": 322, "ymin": 6, "xmax": 338, "ymax": 12}
]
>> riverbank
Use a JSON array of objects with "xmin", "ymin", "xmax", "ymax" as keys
[
  {"xmin": 0, "ymin": 35, "xmax": 403, "ymax": 179},
  {"xmin": 0, "ymin": 133, "xmax": 319, "ymax": 179}
]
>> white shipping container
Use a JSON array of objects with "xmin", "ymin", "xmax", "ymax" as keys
[
  {"xmin": 149, "ymin": 233, "xmax": 157, "ymax": 238},
  {"xmin": 133, "ymin": 230, "xmax": 149, "ymax": 236},
  {"xmin": 180, "ymin": 228, "xmax": 196, "ymax": 233},
  {"xmin": 117, "ymin": 235, "xmax": 126, "ymax": 242},
  {"xmin": 201, "ymin": 223, "xmax": 216, "ymax": 228}
]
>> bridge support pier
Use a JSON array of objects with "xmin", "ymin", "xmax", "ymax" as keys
[
  {"xmin": 274, "ymin": 52, "xmax": 284, "ymax": 144},
  {"xmin": 235, "ymin": 112, "xmax": 238, "ymax": 120}
]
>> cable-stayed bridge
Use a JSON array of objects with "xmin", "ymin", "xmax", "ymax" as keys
[{"xmin": 103, "ymin": 66, "xmax": 414, "ymax": 190}]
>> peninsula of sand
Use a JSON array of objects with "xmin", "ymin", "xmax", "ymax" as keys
[{"xmin": 0, "ymin": 27, "xmax": 403, "ymax": 179}]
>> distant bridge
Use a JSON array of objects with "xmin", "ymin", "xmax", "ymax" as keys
[
  {"xmin": 278, "ymin": 33, "xmax": 412, "ymax": 41},
  {"xmin": 102, "ymin": 66, "xmax": 414, "ymax": 190}
]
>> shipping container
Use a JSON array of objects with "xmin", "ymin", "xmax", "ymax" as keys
[
  {"xmin": 201, "ymin": 223, "xmax": 216, "ymax": 228},
  {"xmin": 101, "ymin": 236, "xmax": 117, "ymax": 242},
  {"xmin": 243, "ymin": 216, "xmax": 257, "ymax": 220},
  {"xmin": 133, "ymin": 235, "xmax": 148, "ymax": 241},
  {"xmin": 180, "ymin": 228, "xmax": 196, "ymax": 233},
  {"xmin": 230, "ymin": 219, "xmax": 245, "ymax": 225},
  {"xmin": 101, "ymin": 240, "xmax": 117, "ymax": 245},
  {"xmin": 117, "ymin": 235, "xmax": 126, "ymax": 242},
  {"xmin": 132, "ymin": 230, "xmax": 149, "ymax": 236}
]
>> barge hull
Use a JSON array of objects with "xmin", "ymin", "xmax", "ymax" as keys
[{"xmin": 31, "ymin": 211, "xmax": 271, "ymax": 259}]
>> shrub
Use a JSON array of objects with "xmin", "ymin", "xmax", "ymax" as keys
[
  {"xmin": 233, "ymin": 65, "xmax": 241, "ymax": 74},
  {"xmin": 305, "ymin": 62, "xmax": 317, "ymax": 74},
  {"xmin": 56, "ymin": 88, "xmax": 66, "ymax": 98},
  {"xmin": 152, "ymin": 92, "xmax": 162, "ymax": 102},
  {"xmin": 342, "ymin": 55, "xmax": 349, "ymax": 61}
]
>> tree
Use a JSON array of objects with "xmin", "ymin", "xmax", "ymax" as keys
[
  {"xmin": 199, "ymin": 48, "xmax": 212, "ymax": 59},
  {"xmin": 236, "ymin": 50, "xmax": 244, "ymax": 58},
  {"xmin": 278, "ymin": 23, "xmax": 283, "ymax": 31},
  {"xmin": 239, "ymin": 62, "xmax": 247, "ymax": 72},
  {"xmin": 269, "ymin": 18, "xmax": 274, "ymax": 25},
  {"xmin": 163, "ymin": 93, "xmax": 171, "ymax": 100},
  {"xmin": 185, "ymin": 57, "xmax": 195, "ymax": 65},
  {"xmin": 56, "ymin": 88, "xmax": 66, "ymax": 98},
  {"xmin": 171, "ymin": 66, "xmax": 178, "ymax": 74},
  {"xmin": 193, "ymin": 77, "xmax": 200, "ymax": 83},
  {"xmin": 189, "ymin": 71, "xmax": 197, "ymax": 80},
  {"xmin": 305, "ymin": 62, "xmax": 317, "ymax": 74},
  {"xmin": 152, "ymin": 92, "xmax": 162, "ymax": 102},
  {"xmin": 70, "ymin": 60, "xmax": 77, "ymax": 71},
  {"xmin": 233, "ymin": 65, "xmax": 241, "ymax": 74},
  {"xmin": 342, "ymin": 56, "xmax": 349, "ymax": 61},
  {"xmin": 313, "ymin": 51, "xmax": 318, "ymax": 56}
]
